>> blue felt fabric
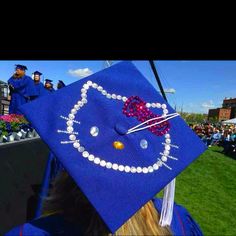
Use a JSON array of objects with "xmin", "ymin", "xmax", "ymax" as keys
[{"xmin": 18, "ymin": 61, "xmax": 206, "ymax": 233}]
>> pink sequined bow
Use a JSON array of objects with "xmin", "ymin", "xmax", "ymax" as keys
[{"xmin": 122, "ymin": 96, "xmax": 170, "ymax": 136}]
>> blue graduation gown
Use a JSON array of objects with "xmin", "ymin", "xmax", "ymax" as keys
[
  {"xmin": 34, "ymin": 82, "xmax": 50, "ymax": 97},
  {"xmin": 8, "ymin": 75, "xmax": 37, "ymax": 114},
  {"xmin": 5, "ymin": 198, "xmax": 203, "ymax": 236}
]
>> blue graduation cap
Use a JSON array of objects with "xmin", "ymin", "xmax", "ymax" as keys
[
  {"xmin": 58, "ymin": 80, "xmax": 66, "ymax": 86},
  {"xmin": 19, "ymin": 61, "xmax": 206, "ymax": 233},
  {"xmin": 15, "ymin": 64, "xmax": 28, "ymax": 71},
  {"xmin": 45, "ymin": 79, "xmax": 53, "ymax": 83},
  {"xmin": 33, "ymin": 71, "xmax": 42, "ymax": 76}
]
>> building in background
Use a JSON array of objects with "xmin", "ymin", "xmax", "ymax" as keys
[
  {"xmin": 0, "ymin": 80, "xmax": 10, "ymax": 115},
  {"xmin": 208, "ymin": 97, "xmax": 236, "ymax": 122}
]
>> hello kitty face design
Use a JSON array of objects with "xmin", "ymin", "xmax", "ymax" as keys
[{"xmin": 58, "ymin": 80, "xmax": 179, "ymax": 174}]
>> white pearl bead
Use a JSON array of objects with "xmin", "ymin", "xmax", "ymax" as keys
[
  {"xmin": 92, "ymin": 83, "xmax": 98, "ymax": 88},
  {"xmin": 148, "ymin": 167, "xmax": 154, "ymax": 173},
  {"xmin": 87, "ymin": 81, "xmax": 92, "ymax": 86},
  {"xmin": 74, "ymin": 104, "xmax": 80, "ymax": 110},
  {"xmin": 69, "ymin": 134, "xmax": 76, "ymax": 141},
  {"xmin": 146, "ymin": 103, "xmax": 151, "ymax": 108},
  {"xmin": 81, "ymin": 88, "xmax": 87, "ymax": 93},
  {"xmin": 163, "ymin": 109, "xmax": 169, "ymax": 114},
  {"xmin": 111, "ymin": 94, "xmax": 117, "ymax": 99},
  {"xmin": 156, "ymin": 103, "xmax": 161, "ymax": 108},
  {"xmin": 131, "ymin": 167, "xmax": 137, "ymax": 173},
  {"xmin": 106, "ymin": 94, "xmax": 112, "ymax": 99},
  {"xmin": 82, "ymin": 151, "xmax": 89, "ymax": 158},
  {"xmin": 88, "ymin": 154, "xmax": 95, "ymax": 161},
  {"xmin": 162, "ymin": 104, "xmax": 167, "ymax": 109},
  {"xmin": 102, "ymin": 90, "xmax": 107, "ymax": 95},
  {"xmin": 78, "ymin": 146, "xmax": 85, "ymax": 152},
  {"xmin": 122, "ymin": 97, "xmax": 127, "ymax": 102},
  {"xmin": 106, "ymin": 162, "xmax": 112, "ymax": 169},
  {"xmin": 161, "ymin": 156, "xmax": 167, "ymax": 162},
  {"xmin": 94, "ymin": 157, "xmax": 100, "ymax": 164},
  {"xmin": 73, "ymin": 142, "xmax": 80, "ymax": 148},
  {"xmin": 166, "ymin": 138, "xmax": 171, "ymax": 144},
  {"xmin": 67, "ymin": 120, "xmax": 73, "ymax": 126},
  {"xmin": 124, "ymin": 166, "xmax": 131, "ymax": 173},
  {"xmin": 69, "ymin": 114, "xmax": 75, "ymax": 120},
  {"xmin": 165, "ymin": 145, "xmax": 170, "ymax": 151},
  {"xmin": 97, "ymin": 86, "xmax": 103, "ymax": 91},
  {"xmin": 81, "ymin": 93, "xmax": 87, "ymax": 99},
  {"xmin": 112, "ymin": 163, "xmax": 118, "ymax": 170},
  {"xmin": 77, "ymin": 101, "xmax": 83, "ymax": 106},
  {"xmin": 142, "ymin": 167, "xmax": 148, "ymax": 174},
  {"xmin": 100, "ymin": 160, "xmax": 106, "ymax": 167},
  {"xmin": 153, "ymin": 163, "xmax": 159, "ymax": 170},
  {"xmin": 164, "ymin": 150, "xmax": 170, "ymax": 156},
  {"xmin": 118, "ymin": 165, "xmax": 125, "ymax": 171},
  {"xmin": 117, "ymin": 95, "xmax": 122, "ymax": 100},
  {"xmin": 136, "ymin": 167, "xmax": 142, "ymax": 173},
  {"xmin": 81, "ymin": 98, "xmax": 87, "ymax": 104},
  {"xmin": 83, "ymin": 84, "xmax": 89, "ymax": 89},
  {"xmin": 165, "ymin": 134, "xmax": 170, "ymax": 139},
  {"xmin": 67, "ymin": 126, "xmax": 74, "ymax": 133},
  {"xmin": 71, "ymin": 109, "xmax": 77, "ymax": 114},
  {"xmin": 151, "ymin": 103, "xmax": 156, "ymax": 107}
]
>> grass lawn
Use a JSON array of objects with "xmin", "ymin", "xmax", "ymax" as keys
[{"xmin": 159, "ymin": 145, "xmax": 236, "ymax": 235}]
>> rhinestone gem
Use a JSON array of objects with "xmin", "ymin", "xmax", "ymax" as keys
[
  {"xmin": 90, "ymin": 126, "xmax": 99, "ymax": 137},
  {"xmin": 140, "ymin": 139, "xmax": 148, "ymax": 149}
]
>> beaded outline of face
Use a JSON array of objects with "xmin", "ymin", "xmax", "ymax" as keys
[{"xmin": 58, "ymin": 80, "xmax": 179, "ymax": 174}]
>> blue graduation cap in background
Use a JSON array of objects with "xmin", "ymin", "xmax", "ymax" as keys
[
  {"xmin": 45, "ymin": 79, "xmax": 53, "ymax": 83},
  {"xmin": 57, "ymin": 80, "xmax": 66, "ymax": 89},
  {"xmin": 19, "ymin": 61, "xmax": 206, "ymax": 233},
  {"xmin": 15, "ymin": 64, "xmax": 28, "ymax": 71},
  {"xmin": 33, "ymin": 71, "xmax": 42, "ymax": 76}
]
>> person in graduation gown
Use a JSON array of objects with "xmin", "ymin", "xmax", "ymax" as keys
[
  {"xmin": 32, "ymin": 71, "xmax": 49, "ymax": 98},
  {"xmin": 57, "ymin": 80, "xmax": 66, "ymax": 90},
  {"xmin": 4, "ymin": 61, "xmax": 206, "ymax": 236},
  {"xmin": 5, "ymin": 171, "xmax": 203, "ymax": 236},
  {"xmin": 7, "ymin": 64, "xmax": 37, "ymax": 114},
  {"xmin": 44, "ymin": 79, "xmax": 55, "ymax": 93}
]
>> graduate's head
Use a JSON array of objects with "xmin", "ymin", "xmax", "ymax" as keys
[
  {"xmin": 19, "ymin": 61, "xmax": 206, "ymax": 234},
  {"xmin": 44, "ymin": 79, "xmax": 53, "ymax": 89},
  {"xmin": 33, "ymin": 71, "xmax": 42, "ymax": 82},
  {"xmin": 14, "ymin": 64, "xmax": 27, "ymax": 77},
  {"xmin": 57, "ymin": 80, "xmax": 66, "ymax": 89}
]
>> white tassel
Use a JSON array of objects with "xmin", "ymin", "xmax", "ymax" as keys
[{"xmin": 159, "ymin": 178, "xmax": 176, "ymax": 227}]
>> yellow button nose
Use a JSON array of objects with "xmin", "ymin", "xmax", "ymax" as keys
[{"xmin": 113, "ymin": 141, "xmax": 124, "ymax": 150}]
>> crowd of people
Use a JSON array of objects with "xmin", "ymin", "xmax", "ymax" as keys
[
  {"xmin": 7, "ymin": 64, "xmax": 66, "ymax": 114},
  {"xmin": 190, "ymin": 122, "xmax": 236, "ymax": 157}
]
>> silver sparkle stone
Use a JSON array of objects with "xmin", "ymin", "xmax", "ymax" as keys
[
  {"xmin": 90, "ymin": 126, "xmax": 99, "ymax": 137},
  {"xmin": 140, "ymin": 139, "xmax": 148, "ymax": 149}
]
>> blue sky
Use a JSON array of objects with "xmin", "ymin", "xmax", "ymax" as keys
[{"xmin": 1, "ymin": 60, "xmax": 235, "ymax": 114}]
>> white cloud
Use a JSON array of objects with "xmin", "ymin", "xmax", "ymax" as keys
[
  {"xmin": 201, "ymin": 100, "xmax": 215, "ymax": 109},
  {"xmin": 68, "ymin": 68, "xmax": 93, "ymax": 78},
  {"xmin": 164, "ymin": 88, "xmax": 176, "ymax": 93}
]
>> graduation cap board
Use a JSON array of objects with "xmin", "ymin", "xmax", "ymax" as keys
[
  {"xmin": 15, "ymin": 64, "xmax": 27, "ymax": 71},
  {"xmin": 19, "ymin": 61, "xmax": 206, "ymax": 233},
  {"xmin": 33, "ymin": 71, "xmax": 42, "ymax": 76}
]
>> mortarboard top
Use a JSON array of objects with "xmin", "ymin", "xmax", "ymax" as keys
[
  {"xmin": 15, "ymin": 64, "xmax": 27, "ymax": 71},
  {"xmin": 19, "ymin": 61, "xmax": 206, "ymax": 233},
  {"xmin": 58, "ymin": 80, "xmax": 66, "ymax": 87},
  {"xmin": 33, "ymin": 71, "xmax": 42, "ymax": 76},
  {"xmin": 45, "ymin": 79, "xmax": 53, "ymax": 84}
]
